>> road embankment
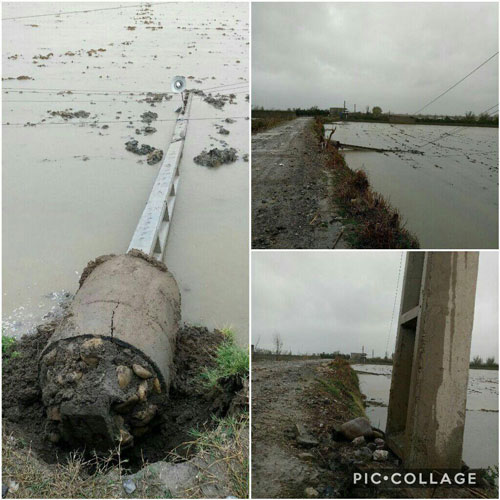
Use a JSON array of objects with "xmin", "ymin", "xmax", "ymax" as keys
[{"xmin": 313, "ymin": 118, "xmax": 420, "ymax": 248}]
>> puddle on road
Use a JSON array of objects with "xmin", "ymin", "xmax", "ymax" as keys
[{"xmin": 3, "ymin": 2, "xmax": 249, "ymax": 345}]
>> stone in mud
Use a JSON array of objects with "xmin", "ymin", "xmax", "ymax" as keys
[
  {"xmin": 305, "ymin": 487, "xmax": 319, "ymax": 498},
  {"xmin": 225, "ymin": 118, "xmax": 235, "ymax": 124},
  {"xmin": 132, "ymin": 404, "xmax": 157, "ymax": 426},
  {"xmin": 374, "ymin": 438, "xmax": 385, "ymax": 447},
  {"xmin": 116, "ymin": 365, "xmax": 133, "ymax": 388},
  {"xmin": 352, "ymin": 436, "xmax": 365, "ymax": 446},
  {"xmin": 217, "ymin": 127, "xmax": 230, "ymax": 135},
  {"xmin": 355, "ymin": 447, "xmax": 373, "ymax": 460},
  {"xmin": 193, "ymin": 148, "xmax": 238, "ymax": 168},
  {"xmin": 146, "ymin": 149, "xmax": 163, "ymax": 165},
  {"xmin": 153, "ymin": 377, "xmax": 161, "ymax": 394},
  {"xmin": 340, "ymin": 417, "xmax": 373, "ymax": 440},
  {"xmin": 373, "ymin": 449, "xmax": 389, "ymax": 462},
  {"xmin": 295, "ymin": 423, "xmax": 319, "ymax": 448},
  {"xmin": 137, "ymin": 380, "xmax": 148, "ymax": 401},
  {"xmin": 133, "ymin": 364, "xmax": 153, "ymax": 379}
]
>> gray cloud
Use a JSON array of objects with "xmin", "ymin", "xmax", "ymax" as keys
[
  {"xmin": 252, "ymin": 2, "xmax": 498, "ymax": 115},
  {"xmin": 252, "ymin": 252, "xmax": 498, "ymax": 361}
]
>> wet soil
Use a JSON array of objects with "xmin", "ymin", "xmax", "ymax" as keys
[
  {"xmin": 251, "ymin": 359, "xmax": 496, "ymax": 499},
  {"xmin": 251, "ymin": 118, "xmax": 348, "ymax": 249},
  {"xmin": 3, "ymin": 323, "xmax": 240, "ymax": 472},
  {"xmin": 252, "ymin": 359, "xmax": 354, "ymax": 498}
]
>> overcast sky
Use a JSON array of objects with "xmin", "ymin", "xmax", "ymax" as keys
[
  {"xmin": 252, "ymin": 252, "xmax": 498, "ymax": 361},
  {"xmin": 252, "ymin": 2, "xmax": 499, "ymax": 115}
]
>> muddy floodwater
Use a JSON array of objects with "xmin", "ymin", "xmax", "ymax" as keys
[
  {"xmin": 353, "ymin": 364, "xmax": 499, "ymax": 470},
  {"xmin": 325, "ymin": 122, "xmax": 498, "ymax": 249},
  {"xmin": 3, "ymin": 2, "xmax": 249, "ymax": 345}
]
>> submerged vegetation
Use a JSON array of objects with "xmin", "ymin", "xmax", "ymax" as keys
[{"xmin": 313, "ymin": 118, "xmax": 420, "ymax": 249}]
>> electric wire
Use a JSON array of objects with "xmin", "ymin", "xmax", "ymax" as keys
[{"xmin": 414, "ymin": 51, "xmax": 499, "ymax": 115}]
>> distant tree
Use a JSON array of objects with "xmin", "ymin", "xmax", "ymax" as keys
[
  {"xmin": 465, "ymin": 111, "xmax": 476, "ymax": 122},
  {"xmin": 472, "ymin": 355, "xmax": 483, "ymax": 366},
  {"xmin": 365, "ymin": 105, "xmax": 370, "ymax": 114},
  {"xmin": 372, "ymin": 106, "xmax": 382, "ymax": 116},
  {"xmin": 273, "ymin": 333, "xmax": 283, "ymax": 357},
  {"xmin": 486, "ymin": 357, "xmax": 495, "ymax": 365}
]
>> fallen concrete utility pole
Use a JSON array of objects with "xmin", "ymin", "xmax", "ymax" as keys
[
  {"xmin": 128, "ymin": 92, "xmax": 193, "ymax": 260},
  {"xmin": 38, "ymin": 92, "xmax": 192, "ymax": 451},
  {"xmin": 332, "ymin": 140, "xmax": 423, "ymax": 155}
]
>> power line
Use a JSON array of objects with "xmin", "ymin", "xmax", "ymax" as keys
[
  {"xmin": 2, "ymin": 115, "xmax": 249, "ymax": 127},
  {"xmin": 385, "ymin": 252, "xmax": 404, "ymax": 359},
  {"xmin": 2, "ymin": 81, "xmax": 248, "ymax": 96},
  {"xmin": 418, "ymin": 104, "xmax": 498, "ymax": 147},
  {"xmin": 2, "ymin": 3, "xmax": 167, "ymax": 21},
  {"xmin": 414, "ymin": 51, "xmax": 499, "ymax": 115},
  {"xmin": 2, "ymin": 91, "xmax": 249, "ymax": 103}
]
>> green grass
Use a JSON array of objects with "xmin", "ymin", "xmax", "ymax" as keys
[
  {"xmin": 2, "ymin": 335, "xmax": 19, "ymax": 364},
  {"xmin": 201, "ymin": 328, "xmax": 249, "ymax": 389}
]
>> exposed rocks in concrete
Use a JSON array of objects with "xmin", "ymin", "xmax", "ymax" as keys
[{"xmin": 193, "ymin": 147, "xmax": 238, "ymax": 168}]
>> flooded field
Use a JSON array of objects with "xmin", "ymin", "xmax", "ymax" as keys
[
  {"xmin": 353, "ymin": 364, "xmax": 499, "ymax": 469},
  {"xmin": 325, "ymin": 122, "xmax": 498, "ymax": 249},
  {"xmin": 3, "ymin": 2, "xmax": 249, "ymax": 344}
]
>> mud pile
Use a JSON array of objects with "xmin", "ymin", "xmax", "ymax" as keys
[
  {"xmin": 49, "ymin": 109, "xmax": 90, "ymax": 120},
  {"xmin": 193, "ymin": 147, "xmax": 238, "ymax": 167}
]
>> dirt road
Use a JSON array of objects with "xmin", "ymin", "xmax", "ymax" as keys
[
  {"xmin": 252, "ymin": 359, "xmax": 327, "ymax": 498},
  {"xmin": 252, "ymin": 118, "xmax": 347, "ymax": 249}
]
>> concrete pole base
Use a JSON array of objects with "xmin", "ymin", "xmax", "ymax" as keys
[{"xmin": 39, "ymin": 251, "xmax": 181, "ymax": 450}]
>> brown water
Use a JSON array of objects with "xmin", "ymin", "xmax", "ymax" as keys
[
  {"xmin": 354, "ymin": 364, "xmax": 499, "ymax": 470},
  {"xmin": 326, "ymin": 122, "xmax": 498, "ymax": 249},
  {"xmin": 2, "ymin": 2, "xmax": 249, "ymax": 344}
]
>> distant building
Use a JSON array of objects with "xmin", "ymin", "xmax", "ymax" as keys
[
  {"xmin": 350, "ymin": 352, "xmax": 367, "ymax": 363},
  {"xmin": 330, "ymin": 107, "xmax": 349, "ymax": 119}
]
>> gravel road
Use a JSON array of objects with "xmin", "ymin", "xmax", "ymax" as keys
[{"xmin": 252, "ymin": 118, "xmax": 347, "ymax": 249}]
